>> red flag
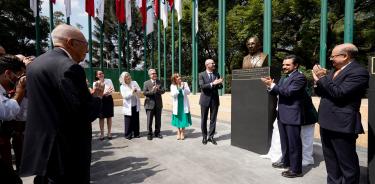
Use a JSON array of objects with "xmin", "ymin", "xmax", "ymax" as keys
[
  {"xmin": 137, "ymin": 0, "xmax": 146, "ymax": 29},
  {"xmin": 116, "ymin": 0, "xmax": 125, "ymax": 23},
  {"xmin": 154, "ymin": 0, "xmax": 159, "ymax": 19},
  {"xmin": 168, "ymin": 0, "xmax": 174, "ymax": 8},
  {"xmin": 51, "ymin": 0, "xmax": 56, "ymax": 4},
  {"xmin": 85, "ymin": 0, "xmax": 95, "ymax": 17}
]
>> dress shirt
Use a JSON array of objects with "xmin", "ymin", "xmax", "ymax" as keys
[{"xmin": 0, "ymin": 84, "xmax": 20, "ymax": 121}]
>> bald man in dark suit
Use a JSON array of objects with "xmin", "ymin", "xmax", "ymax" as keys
[{"xmin": 313, "ymin": 43, "xmax": 369, "ymax": 184}]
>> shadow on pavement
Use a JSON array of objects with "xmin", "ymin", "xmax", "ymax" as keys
[{"xmin": 90, "ymin": 157, "xmax": 164, "ymax": 184}]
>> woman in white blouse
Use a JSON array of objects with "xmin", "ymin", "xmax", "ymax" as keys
[
  {"xmin": 119, "ymin": 72, "xmax": 141, "ymax": 139},
  {"xmin": 170, "ymin": 73, "xmax": 192, "ymax": 140},
  {"xmin": 94, "ymin": 70, "xmax": 114, "ymax": 140}
]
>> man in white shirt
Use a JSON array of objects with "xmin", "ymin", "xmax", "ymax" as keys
[{"xmin": 0, "ymin": 54, "xmax": 26, "ymax": 184}]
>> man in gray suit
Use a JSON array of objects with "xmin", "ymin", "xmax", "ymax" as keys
[
  {"xmin": 143, "ymin": 69, "xmax": 165, "ymax": 140},
  {"xmin": 199, "ymin": 59, "xmax": 223, "ymax": 145}
]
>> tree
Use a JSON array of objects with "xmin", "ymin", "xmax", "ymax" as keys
[{"xmin": 0, "ymin": 0, "xmax": 50, "ymax": 56}]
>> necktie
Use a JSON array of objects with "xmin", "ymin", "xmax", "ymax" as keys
[
  {"xmin": 333, "ymin": 69, "xmax": 341, "ymax": 79},
  {"xmin": 209, "ymin": 73, "xmax": 213, "ymax": 82}
]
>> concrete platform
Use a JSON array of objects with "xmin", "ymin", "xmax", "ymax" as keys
[{"xmin": 22, "ymin": 106, "xmax": 368, "ymax": 184}]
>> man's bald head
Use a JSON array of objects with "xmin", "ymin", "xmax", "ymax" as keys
[
  {"xmin": 51, "ymin": 24, "xmax": 86, "ymax": 47},
  {"xmin": 333, "ymin": 43, "xmax": 358, "ymax": 59}
]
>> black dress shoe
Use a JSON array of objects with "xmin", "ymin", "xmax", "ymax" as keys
[
  {"xmin": 202, "ymin": 137, "xmax": 207, "ymax": 145},
  {"xmin": 147, "ymin": 135, "xmax": 153, "ymax": 140},
  {"xmin": 125, "ymin": 136, "xmax": 132, "ymax": 140},
  {"xmin": 208, "ymin": 138, "xmax": 217, "ymax": 145},
  {"xmin": 134, "ymin": 135, "xmax": 141, "ymax": 138},
  {"xmin": 272, "ymin": 162, "xmax": 289, "ymax": 170},
  {"xmin": 281, "ymin": 170, "xmax": 302, "ymax": 178},
  {"xmin": 155, "ymin": 134, "xmax": 163, "ymax": 139}
]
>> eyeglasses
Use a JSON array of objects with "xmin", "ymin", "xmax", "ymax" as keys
[
  {"xmin": 329, "ymin": 54, "xmax": 345, "ymax": 59},
  {"xmin": 151, "ymin": 73, "xmax": 157, "ymax": 75}
]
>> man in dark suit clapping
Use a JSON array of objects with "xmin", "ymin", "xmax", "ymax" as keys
[
  {"xmin": 21, "ymin": 24, "xmax": 103, "ymax": 184},
  {"xmin": 199, "ymin": 59, "xmax": 223, "ymax": 145},
  {"xmin": 313, "ymin": 43, "xmax": 369, "ymax": 184},
  {"xmin": 261, "ymin": 55, "xmax": 307, "ymax": 178},
  {"xmin": 143, "ymin": 69, "xmax": 165, "ymax": 140}
]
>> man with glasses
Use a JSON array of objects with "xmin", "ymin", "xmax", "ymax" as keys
[
  {"xmin": 21, "ymin": 24, "xmax": 103, "ymax": 184},
  {"xmin": 313, "ymin": 43, "xmax": 369, "ymax": 184},
  {"xmin": 143, "ymin": 68, "xmax": 165, "ymax": 140},
  {"xmin": 199, "ymin": 59, "xmax": 223, "ymax": 145},
  {"xmin": 0, "ymin": 54, "xmax": 26, "ymax": 184}
]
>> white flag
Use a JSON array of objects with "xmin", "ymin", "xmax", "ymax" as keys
[
  {"xmin": 30, "ymin": 0, "xmax": 37, "ymax": 17},
  {"xmin": 64, "ymin": 0, "xmax": 71, "ymax": 18},
  {"xmin": 97, "ymin": 0, "xmax": 105, "ymax": 22},
  {"xmin": 174, "ymin": 0, "xmax": 182, "ymax": 22},
  {"xmin": 160, "ymin": 0, "xmax": 168, "ymax": 29},
  {"xmin": 146, "ymin": 0, "xmax": 154, "ymax": 35},
  {"xmin": 125, "ymin": 0, "xmax": 132, "ymax": 30},
  {"xmin": 194, "ymin": 0, "xmax": 198, "ymax": 33}
]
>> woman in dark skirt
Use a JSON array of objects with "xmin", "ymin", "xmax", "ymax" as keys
[{"xmin": 94, "ymin": 70, "xmax": 114, "ymax": 140}]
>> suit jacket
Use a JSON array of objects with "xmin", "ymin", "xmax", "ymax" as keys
[
  {"xmin": 21, "ymin": 48, "xmax": 101, "ymax": 182},
  {"xmin": 199, "ymin": 71, "xmax": 223, "ymax": 107},
  {"xmin": 315, "ymin": 61, "xmax": 369, "ymax": 134},
  {"xmin": 143, "ymin": 79, "xmax": 165, "ymax": 110},
  {"xmin": 270, "ymin": 71, "xmax": 307, "ymax": 125}
]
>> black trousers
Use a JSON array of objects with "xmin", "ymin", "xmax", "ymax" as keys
[
  {"xmin": 200, "ymin": 102, "xmax": 219, "ymax": 138},
  {"xmin": 146, "ymin": 107, "xmax": 162, "ymax": 136},
  {"xmin": 278, "ymin": 121, "xmax": 302, "ymax": 173},
  {"xmin": 320, "ymin": 128, "xmax": 360, "ymax": 184},
  {"xmin": 124, "ymin": 106, "xmax": 140, "ymax": 138}
]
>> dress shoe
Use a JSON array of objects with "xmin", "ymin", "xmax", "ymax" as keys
[
  {"xmin": 272, "ymin": 162, "xmax": 289, "ymax": 170},
  {"xmin": 155, "ymin": 134, "xmax": 163, "ymax": 139},
  {"xmin": 202, "ymin": 137, "xmax": 207, "ymax": 145},
  {"xmin": 107, "ymin": 136, "xmax": 113, "ymax": 140},
  {"xmin": 147, "ymin": 135, "xmax": 153, "ymax": 140},
  {"xmin": 125, "ymin": 136, "xmax": 132, "ymax": 140},
  {"xmin": 281, "ymin": 170, "xmax": 302, "ymax": 178},
  {"xmin": 208, "ymin": 138, "xmax": 217, "ymax": 145},
  {"xmin": 134, "ymin": 135, "xmax": 141, "ymax": 138}
]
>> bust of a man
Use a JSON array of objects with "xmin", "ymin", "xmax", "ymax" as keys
[{"xmin": 242, "ymin": 36, "xmax": 268, "ymax": 69}]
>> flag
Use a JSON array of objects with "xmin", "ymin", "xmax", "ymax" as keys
[
  {"xmin": 160, "ymin": 0, "xmax": 168, "ymax": 28},
  {"xmin": 51, "ymin": 0, "xmax": 56, "ymax": 4},
  {"xmin": 125, "ymin": 0, "xmax": 132, "ymax": 30},
  {"xmin": 194, "ymin": 0, "xmax": 198, "ymax": 33},
  {"xmin": 30, "ymin": 0, "xmax": 37, "ymax": 17},
  {"xmin": 97, "ymin": 0, "xmax": 105, "ymax": 22},
  {"xmin": 85, "ymin": 0, "xmax": 95, "ymax": 17},
  {"xmin": 64, "ymin": 0, "xmax": 71, "ymax": 18},
  {"xmin": 174, "ymin": 0, "xmax": 182, "ymax": 22},
  {"xmin": 154, "ymin": 0, "xmax": 159, "ymax": 19},
  {"xmin": 146, "ymin": 0, "xmax": 154, "ymax": 35},
  {"xmin": 136, "ymin": 0, "xmax": 147, "ymax": 29},
  {"xmin": 168, "ymin": 0, "xmax": 174, "ymax": 8},
  {"xmin": 116, "ymin": 0, "xmax": 125, "ymax": 23}
]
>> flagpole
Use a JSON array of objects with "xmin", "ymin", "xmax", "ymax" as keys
[
  {"xmin": 126, "ymin": 26, "xmax": 129, "ymax": 71},
  {"xmin": 151, "ymin": 31, "xmax": 154, "ymax": 68},
  {"xmin": 100, "ymin": 21, "xmax": 104, "ymax": 71},
  {"xmin": 191, "ymin": 0, "xmax": 196, "ymax": 94},
  {"xmin": 88, "ymin": 15, "xmax": 93, "ymax": 83},
  {"xmin": 118, "ymin": 22, "xmax": 123, "ymax": 74},
  {"xmin": 35, "ymin": 0, "xmax": 41, "ymax": 56},
  {"xmin": 171, "ymin": 5, "xmax": 175, "ymax": 74},
  {"xmin": 144, "ymin": 28, "xmax": 147, "ymax": 81},
  {"xmin": 194, "ymin": 0, "xmax": 198, "ymax": 93},
  {"xmin": 49, "ymin": 0, "xmax": 54, "ymax": 49},
  {"xmin": 157, "ymin": 1, "xmax": 161, "ymax": 79},
  {"xmin": 163, "ymin": 27, "xmax": 167, "ymax": 89},
  {"xmin": 178, "ymin": 17, "xmax": 181, "ymax": 74}
]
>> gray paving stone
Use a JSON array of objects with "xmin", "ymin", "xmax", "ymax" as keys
[{"xmin": 22, "ymin": 106, "xmax": 368, "ymax": 184}]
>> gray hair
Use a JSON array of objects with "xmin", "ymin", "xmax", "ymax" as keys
[
  {"xmin": 205, "ymin": 59, "xmax": 214, "ymax": 66},
  {"xmin": 119, "ymin": 71, "xmax": 131, "ymax": 85},
  {"xmin": 148, "ymin": 68, "xmax": 156, "ymax": 75},
  {"xmin": 339, "ymin": 43, "xmax": 358, "ymax": 58}
]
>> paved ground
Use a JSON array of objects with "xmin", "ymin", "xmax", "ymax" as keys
[{"xmin": 22, "ymin": 106, "xmax": 368, "ymax": 184}]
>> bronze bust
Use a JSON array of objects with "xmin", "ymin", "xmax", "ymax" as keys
[{"xmin": 242, "ymin": 36, "xmax": 268, "ymax": 69}]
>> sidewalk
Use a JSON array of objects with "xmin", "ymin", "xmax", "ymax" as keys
[{"xmin": 22, "ymin": 106, "xmax": 368, "ymax": 184}]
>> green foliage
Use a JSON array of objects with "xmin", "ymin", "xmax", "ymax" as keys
[{"xmin": 0, "ymin": 0, "xmax": 50, "ymax": 55}]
